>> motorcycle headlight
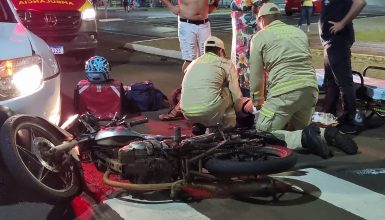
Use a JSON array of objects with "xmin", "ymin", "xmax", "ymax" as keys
[
  {"xmin": 81, "ymin": 8, "xmax": 96, "ymax": 21},
  {"xmin": 0, "ymin": 55, "xmax": 43, "ymax": 100}
]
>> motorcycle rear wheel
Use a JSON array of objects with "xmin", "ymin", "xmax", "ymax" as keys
[
  {"xmin": 204, "ymin": 146, "xmax": 297, "ymax": 176},
  {"xmin": 0, "ymin": 115, "xmax": 83, "ymax": 203}
]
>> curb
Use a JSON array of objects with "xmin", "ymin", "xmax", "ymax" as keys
[
  {"xmin": 124, "ymin": 42, "xmax": 181, "ymax": 60},
  {"xmin": 125, "ymin": 41, "xmax": 385, "ymax": 63},
  {"xmin": 310, "ymin": 48, "xmax": 385, "ymax": 62}
]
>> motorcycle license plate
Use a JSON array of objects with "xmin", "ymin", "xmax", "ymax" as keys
[{"xmin": 50, "ymin": 46, "xmax": 64, "ymax": 54}]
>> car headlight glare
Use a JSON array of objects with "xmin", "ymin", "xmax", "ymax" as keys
[
  {"xmin": 0, "ymin": 55, "xmax": 43, "ymax": 99},
  {"xmin": 81, "ymin": 8, "xmax": 96, "ymax": 20},
  {"xmin": 13, "ymin": 65, "xmax": 42, "ymax": 93}
]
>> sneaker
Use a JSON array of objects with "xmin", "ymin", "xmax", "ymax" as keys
[
  {"xmin": 301, "ymin": 123, "xmax": 333, "ymax": 159},
  {"xmin": 324, "ymin": 126, "xmax": 358, "ymax": 155},
  {"xmin": 336, "ymin": 122, "xmax": 358, "ymax": 134}
]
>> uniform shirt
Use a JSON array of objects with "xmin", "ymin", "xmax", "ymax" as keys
[
  {"xmin": 181, "ymin": 52, "xmax": 243, "ymax": 115},
  {"xmin": 302, "ymin": 0, "xmax": 313, "ymax": 7},
  {"xmin": 249, "ymin": 20, "xmax": 318, "ymax": 106},
  {"xmin": 319, "ymin": 0, "xmax": 355, "ymax": 46}
]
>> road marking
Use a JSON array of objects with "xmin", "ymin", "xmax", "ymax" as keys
[
  {"xmin": 99, "ymin": 18, "xmax": 125, "ymax": 22},
  {"xmin": 279, "ymin": 168, "xmax": 385, "ymax": 220},
  {"xmin": 100, "ymin": 30, "xmax": 156, "ymax": 39},
  {"xmin": 133, "ymin": 37, "xmax": 179, "ymax": 43},
  {"xmin": 104, "ymin": 196, "xmax": 209, "ymax": 220},
  {"xmin": 351, "ymin": 168, "xmax": 385, "ymax": 175}
]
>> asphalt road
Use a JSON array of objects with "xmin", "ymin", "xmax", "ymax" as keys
[
  {"xmin": 1, "ymin": 8, "xmax": 385, "ymax": 220},
  {"xmin": 97, "ymin": 5, "xmax": 385, "ymax": 39}
]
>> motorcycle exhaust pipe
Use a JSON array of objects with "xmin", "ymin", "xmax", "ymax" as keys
[
  {"xmin": 50, "ymin": 139, "xmax": 79, "ymax": 154},
  {"xmin": 103, "ymin": 170, "xmax": 293, "ymax": 198},
  {"xmin": 103, "ymin": 170, "xmax": 177, "ymax": 191}
]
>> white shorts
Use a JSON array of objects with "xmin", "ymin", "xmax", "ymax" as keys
[{"xmin": 178, "ymin": 19, "xmax": 211, "ymax": 61}]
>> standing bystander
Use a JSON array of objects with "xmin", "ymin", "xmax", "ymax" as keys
[
  {"xmin": 298, "ymin": 0, "xmax": 313, "ymax": 32},
  {"xmin": 92, "ymin": 0, "xmax": 98, "ymax": 10},
  {"xmin": 123, "ymin": 0, "xmax": 130, "ymax": 12},
  {"xmin": 230, "ymin": 0, "xmax": 268, "ymax": 87},
  {"xmin": 319, "ymin": 0, "xmax": 367, "ymax": 134},
  {"xmin": 160, "ymin": 0, "xmax": 219, "ymax": 73}
]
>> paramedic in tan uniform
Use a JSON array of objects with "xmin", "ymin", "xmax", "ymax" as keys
[
  {"xmin": 246, "ymin": 3, "xmax": 358, "ymax": 158},
  {"xmin": 181, "ymin": 36, "xmax": 246, "ymax": 128},
  {"xmin": 158, "ymin": 0, "xmax": 220, "ymax": 121}
]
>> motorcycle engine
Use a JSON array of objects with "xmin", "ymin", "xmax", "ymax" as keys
[{"xmin": 118, "ymin": 140, "xmax": 178, "ymax": 183}]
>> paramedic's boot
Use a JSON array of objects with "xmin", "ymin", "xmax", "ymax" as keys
[
  {"xmin": 302, "ymin": 123, "xmax": 333, "ymax": 159},
  {"xmin": 324, "ymin": 126, "xmax": 358, "ymax": 155}
]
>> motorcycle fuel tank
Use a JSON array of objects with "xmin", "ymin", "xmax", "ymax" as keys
[{"xmin": 94, "ymin": 126, "xmax": 144, "ymax": 146}]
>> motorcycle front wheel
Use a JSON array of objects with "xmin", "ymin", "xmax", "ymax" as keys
[
  {"xmin": 0, "ymin": 115, "xmax": 83, "ymax": 203},
  {"xmin": 204, "ymin": 146, "xmax": 297, "ymax": 176}
]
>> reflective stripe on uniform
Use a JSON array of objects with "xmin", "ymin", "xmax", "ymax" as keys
[
  {"xmin": 270, "ymin": 78, "xmax": 318, "ymax": 95},
  {"xmin": 182, "ymin": 105, "xmax": 212, "ymax": 115},
  {"xmin": 259, "ymin": 106, "xmax": 274, "ymax": 119}
]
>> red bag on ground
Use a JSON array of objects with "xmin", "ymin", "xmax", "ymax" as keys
[{"xmin": 74, "ymin": 79, "xmax": 124, "ymax": 120}]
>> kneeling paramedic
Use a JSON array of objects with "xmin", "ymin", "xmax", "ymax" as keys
[
  {"xmin": 245, "ymin": 3, "xmax": 358, "ymax": 158},
  {"xmin": 180, "ymin": 36, "xmax": 248, "ymax": 131}
]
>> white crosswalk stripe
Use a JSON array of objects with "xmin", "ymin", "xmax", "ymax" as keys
[
  {"xmin": 104, "ymin": 196, "xmax": 209, "ymax": 220},
  {"xmin": 277, "ymin": 168, "xmax": 385, "ymax": 220},
  {"xmin": 101, "ymin": 167, "xmax": 385, "ymax": 220}
]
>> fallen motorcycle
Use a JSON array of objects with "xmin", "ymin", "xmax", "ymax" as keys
[{"xmin": 0, "ymin": 113, "xmax": 297, "ymax": 203}]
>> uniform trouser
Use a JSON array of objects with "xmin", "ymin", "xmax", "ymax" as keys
[
  {"xmin": 256, "ymin": 87, "xmax": 327, "ymax": 149},
  {"xmin": 323, "ymin": 41, "xmax": 356, "ymax": 122},
  {"xmin": 184, "ymin": 88, "xmax": 237, "ymax": 128}
]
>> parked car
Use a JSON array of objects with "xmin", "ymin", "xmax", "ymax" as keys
[
  {"xmin": 285, "ymin": 0, "xmax": 322, "ymax": 16},
  {"xmin": 11, "ymin": 0, "xmax": 97, "ymax": 64},
  {"xmin": 0, "ymin": 0, "xmax": 61, "ymax": 125}
]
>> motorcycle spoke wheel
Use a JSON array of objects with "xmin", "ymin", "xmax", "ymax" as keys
[
  {"xmin": 0, "ymin": 115, "xmax": 83, "ymax": 203},
  {"xmin": 14, "ymin": 125, "xmax": 75, "ymax": 191}
]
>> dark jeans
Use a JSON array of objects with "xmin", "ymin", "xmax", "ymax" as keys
[
  {"xmin": 298, "ymin": 6, "xmax": 313, "ymax": 26},
  {"xmin": 323, "ymin": 40, "xmax": 356, "ymax": 123}
]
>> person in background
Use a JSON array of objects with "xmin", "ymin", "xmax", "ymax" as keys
[
  {"xmin": 298, "ymin": 0, "xmax": 313, "ymax": 33},
  {"xmin": 320, "ymin": 0, "xmax": 367, "ymax": 134},
  {"xmin": 123, "ymin": 0, "xmax": 130, "ymax": 13},
  {"xmin": 230, "ymin": 0, "xmax": 268, "ymax": 87},
  {"xmin": 160, "ymin": 0, "xmax": 220, "ymax": 73},
  {"xmin": 101, "ymin": 0, "xmax": 109, "ymax": 18},
  {"xmin": 92, "ymin": 0, "xmax": 98, "ymax": 10},
  {"xmin": 246, "ymin": 3, "xmax": 358, "ymax": 158},
  {"xmin": 181, "ymin": 36, "xmax": 248, "ymax": 133}
]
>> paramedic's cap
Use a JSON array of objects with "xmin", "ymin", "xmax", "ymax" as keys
[
  {"xmin": 204, "ymin": 36, "xmax": 225, "ymax": 51},
  {"xmin": 257, "ymin": 2, "xmax": 281, "ymax": 19}
]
